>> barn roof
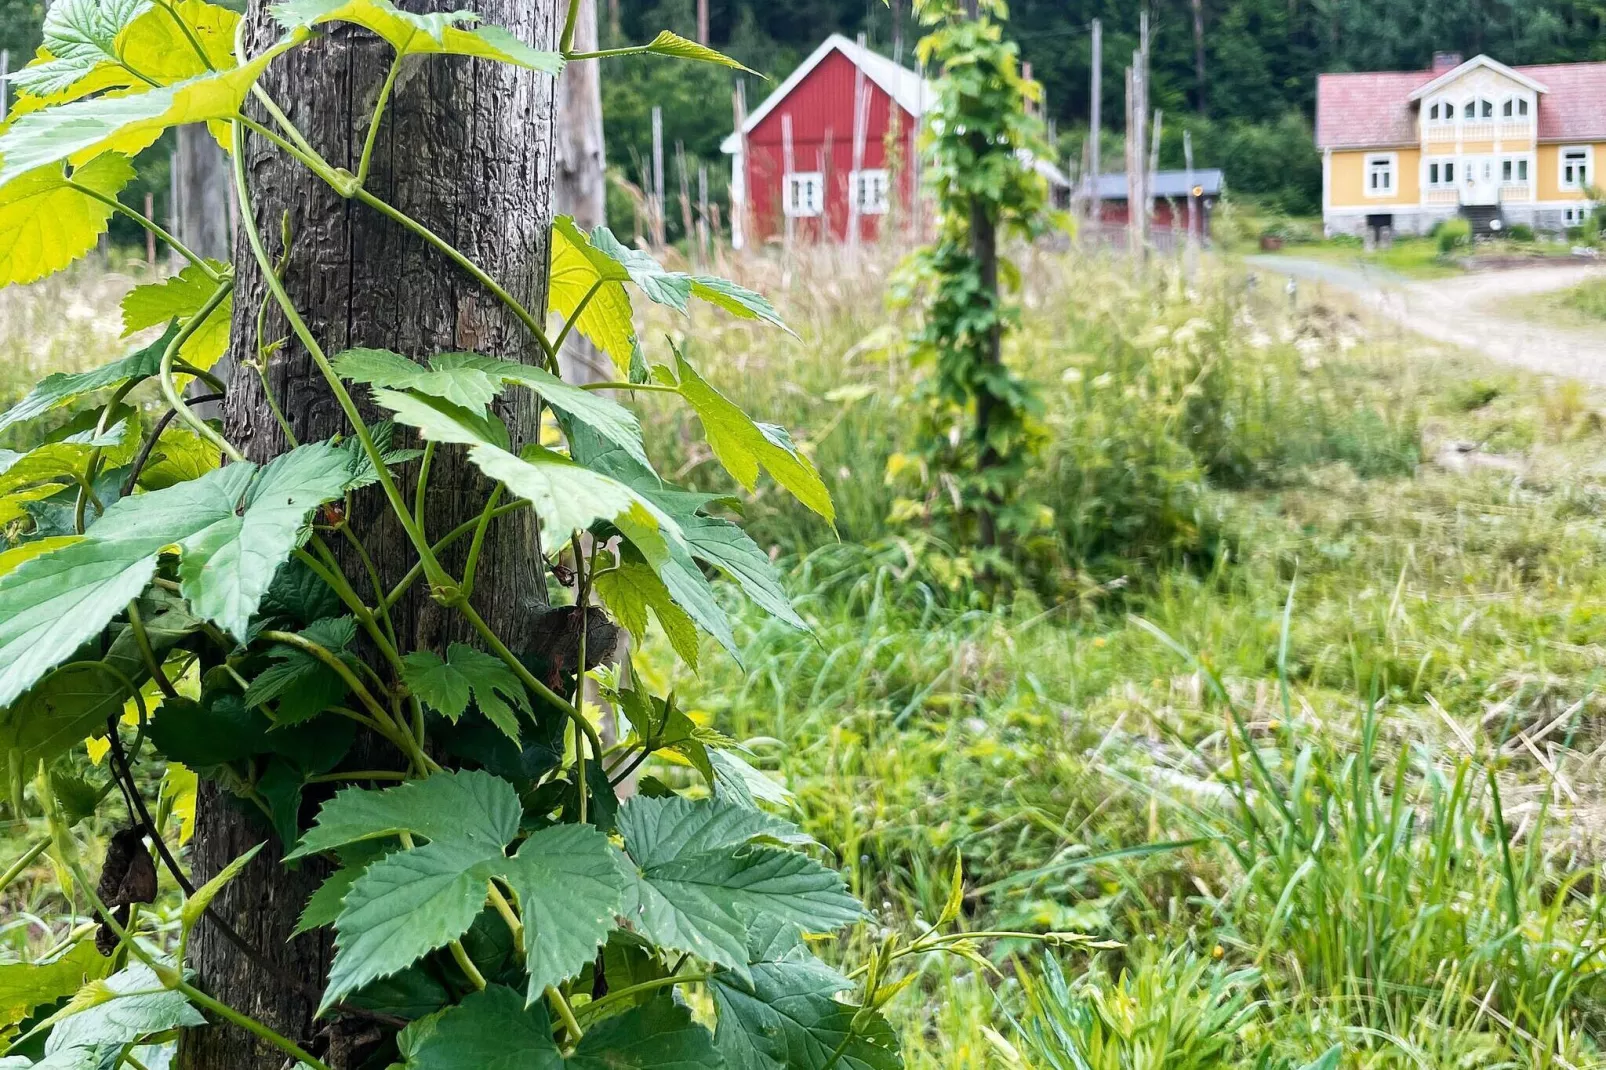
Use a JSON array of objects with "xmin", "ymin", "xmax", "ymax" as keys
[
  {"xmin": 720, "ymin": 34, "xmax": 932, "ymax": 155},
  {"xmin": 1093, "ymin": 170, "xmax": 1225, "ymax": 200},
  {"xmin": 1315, "ymin": 55, "xmax": 1606, "ymax": 149}
]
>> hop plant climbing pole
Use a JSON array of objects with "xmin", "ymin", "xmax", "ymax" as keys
[{"xmin": 898, "ymin": 0, "xmax": 1056, "ymax": 571}]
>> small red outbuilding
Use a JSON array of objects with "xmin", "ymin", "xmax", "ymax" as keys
[{"xmin": 722, "ymin": 34, "xmax": 928, "ymax": 248}]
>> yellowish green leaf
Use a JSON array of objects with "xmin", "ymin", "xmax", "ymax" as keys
[
  {"xmin": 667, "ymin": 354, "xmax": 834, "ymax": 524},
  {"xmin": 0, "ymin": 153, "xmax": 134, "ymax": 288},
  {"xmin": 120, "ymin": 260, "xmax": 232, "ymax": 368},
  {"xmin": 270, "ymin": 0, "xmax": 561, "ymax": 71},
  {"xmin": 594, "ymin": 560, "xmax": 700, "ymax": 671},
  {"xmin": 549, "ymin": 221, "xmax": 637, "ymax": 375},
  {"xmin": 118, "ymin": 0, "xmax": 240, "ymax": 85}
]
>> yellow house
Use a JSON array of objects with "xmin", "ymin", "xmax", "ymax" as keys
[{"xmin": 1316, "ymin": 52, "xmax": 1605, "ymax": 238}]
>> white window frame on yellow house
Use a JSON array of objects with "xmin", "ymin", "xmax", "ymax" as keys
[
  {"xmin": 1364, "ymin": 153, "xmax": 1397, "ymax": 197},
  {"xmin": 1500, "ymin": 156, "xmax": 1530, "ymax": 183},
  {"xmin": 1425, "ymin": 156, "xmax": 1458, "ymax": 188},
  {"xmin": 1561, "ymin": 146, "xmax": 1593, "ymax": 190},
  {"xmin": 1499, "ymin": 94, "xmax": 1531, "ymax": 119}
]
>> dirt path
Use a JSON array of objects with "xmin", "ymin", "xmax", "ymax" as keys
[{"xmin": 1249, "ymin": 256, "xmax": 1606, "ymax": 384}]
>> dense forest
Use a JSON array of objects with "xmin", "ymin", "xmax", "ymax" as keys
[{"xmin": 4, "ymin": 0, "xmax": 1605, "ymax": 220}]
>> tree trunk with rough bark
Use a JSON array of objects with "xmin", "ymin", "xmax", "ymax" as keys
[
  {"xmin": 178, "ymin": 0, "xmax": 560, "ymax": 1064},
  {"xmin": 1190, "ymin": 0, "xmax": 1207, "ymax": 113}
]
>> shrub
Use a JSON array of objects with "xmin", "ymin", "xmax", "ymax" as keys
[
  {"xmin": 1437, "ymin": 217, "xmax": 1471, "ymax": 254},
  {"xmin": 1506, "ymin": 222, "xmax": 1535, "ymax": 242}
]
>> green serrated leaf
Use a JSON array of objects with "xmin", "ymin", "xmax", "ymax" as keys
[
  {"xmin": 0, "ymin": 32, "xmax": 306, "ymax": 192},
  {"xmin": 0, "ymin": 441, "xmax": 346, "ymax": 705},
  {"xmin": 633, "ymin": 29, "xmax": 753, "ymax": 72},
  {"xmin": 499, "ymin": 824, "xmax": 626, "ymax": 1002},
  {"xmin": 668, "ymin": 354, "xmax": 833, "ymax": 524},
  {"xmin": 289, "ymin": 768, "xmax": 521, "ymax": 860},
  {"xmin": 405, "ymin": 985, "xmax": 561, "ymax": 1069},
  {"xmin": 616, "ymin": 796, "xmax": 855, "ymax": 972},
  {"xmin": 243, "ymin": 617, "xmax": 357, "ymax": 726},
  {"xmin": 0, "ymin": 154, "xmax": 136, "ymax": 288},
  {"xmin": 269, "ymin": 0, "xmax": 561, "ymax": 71},
  {"xmin": 401, "ymin": 643, "xmax": 530, "ymax": 742},
  {"xmin": 0, "ymin": 943, "xmax": 107, "ymax": 1032},
  {"xmin": 1, "ymin": 663, "xmax": 137, "ymax": 776},
  {"xmin": 176, "ymin": 442, "xmax": 350, "ymax": 640},
  {"xmin": 687, "ymin": 276, "xmax": 791, "ymax": 333},
  {"xmin": 333, "ymin": 348, "xmax": 502, "ymax": 411},
  {"xmin": 180, "ymin": 843, "xmax": 264, "ymax": 952},
  {"xmin": 566, "ymin": 996, "xmax": 721, "ymax": 1069},
  {"xmin": 295, "ymin": 863, "xmax": 364, "ymax": 937},
  {"xmin": 43, "ymin": 964, "xmax": 205, "ymax": 1056},
  {"xmin": 324, "ymin": 840, "xmax": 500, "ymax": 1012},
  {"xmin": 9, "ymin": 0, "xmax": 151, "ymax": 97},
  {"xmin": 120, "ymin": 261, "xmax": 232, "ymax": 370},
  {"xmin": 548, "ymin": 221, "xmax": 637, "ymax": 375},
  {"xmin": 676, "ymin": 512, "xmax": 805, "ymax": 630},
  {"xmin": 711, "ymin": 962, "xmax": 899, "ymax": 1070},
  {"xmin": 594, "ymin": 561, "xmax": 699, "ymax": 671},
  {"xmin": 429, "ymin": 352, "xmax": 650, "ymax": 469}
]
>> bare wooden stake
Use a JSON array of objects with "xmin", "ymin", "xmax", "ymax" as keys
[
  {"xmin": 731, "ymin": 79, "xmax": 750, "ymax": 250},
  {"xmin": 781, "ymin": 112, "xmax": 796, "ymax": 253},
  {"xmin": 847, "ymin": 52, "xmax": 869, "ymax": 256},
  {"xmin": 1088, "ymin": 19, "xmax": 1101, "ymax": 216},
  {"xmin": 650, "ymin": 106, "xmax": 665, "ymax": 248},
  {"xmin": 144, "ymin": 191, "xmax": 156, "ymax": 266}
]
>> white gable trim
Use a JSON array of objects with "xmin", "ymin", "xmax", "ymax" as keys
[
  {"xmin": 1408, "ymin": 54, "xmax": 1550, "ymax": 101},
  {"xmin": 720, "ymin": 34, "xmax": 929, "ymax": 154}
]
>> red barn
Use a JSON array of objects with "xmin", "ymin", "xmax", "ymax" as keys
[{"xmin": 722, "ymin": 35, "xmax": 928, "ymax": 247}]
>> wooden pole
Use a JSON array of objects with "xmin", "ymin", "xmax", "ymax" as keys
[
  {"xmin": 1088, "ymin": 20, "xmax": 1101, "ymax": 215},
  {"xmin": 144, "ymin": 191, "xmax": 156, "ymax": 266},
  {"xmin": 731, "ymin": 80, "xmax": 749, "ymax": 251},
  {"xmin": 0, "ymin": 50, "xmax": 10, "ymax": 121},
  {"xmin": 676, "ymin": 141, "xmax": 694, "ymax": 260},
  {"xmin": 650, "ymin": 105, "xmax": 665, "ymax": 248},
  {"xmin": 847, "ymin": 50, "xmax": 869, "ymax": 256},
  {"xmin": 1148, "ymin": 107, "xmax": 1163, "ymax": 233},
  {"xmin": 697, "ymin": 164, "xmax": 709, "ymax": 265},
  {"xmin": 1184, "ymin": 128, "xmax": 1199, "ymax": 277},
  {"xmin": 781, "ymin": 112, "xmax": 796, "ymax": 252},
  {"xmin": 696, "ymin": 0, "xmax": 708, "ymax": 45}
]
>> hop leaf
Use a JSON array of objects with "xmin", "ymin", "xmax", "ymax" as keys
[{"xmin": 0, "ymin": 154, "xmax": 135, "ymax": 288}]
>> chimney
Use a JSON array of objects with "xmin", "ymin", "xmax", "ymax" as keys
[{"xmin": 1432, "ymin": 51, "xmax": 1463, "ymax": 72}]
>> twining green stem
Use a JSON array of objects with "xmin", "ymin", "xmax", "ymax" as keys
[
  {"xmin": 450, "ymin": 939, "xmax": 487, "ymax": 990},
  {"xmin": 332, "ymin": 525, "xmax": 400, "ymax": 647},
  {"xmin": 249, "ymin": 85, "xmax": 321, "ymax": 162},
  {"xmin": 548, "ymin": 985, "xmax": 584, "ymax": 1042},
  {"xmin": 0, "ymin": 837, "xmax": 50, "ymax": 899},
  {"xmin": 154, "ymin": 0, "xmax": 215, "ymax": 70},
  {"xmin": 488, "ymin": 881, "xmax": 524, "ymax": 948},
  {"xmin": 578, "ymin": 380, "xmax": 679, "ymax": 393},
  {"xmin": 161, "ymin": 281, "xmax": 245, "ymax": 462},
  {"xmin": 559, "ymin": 0, "xmax": 582, "ymax": 54},
  {"xmin": 576, "ymin": 971, "xmax": 709, "ymax": 1022},
  {"xmin": 178, "ymin": 980, "xmax": 335, "ymax": 1070},
  {"xmin": 65, "ymin": 181, "xmax": 219, "ymax": 279},
  {"xmin": 414, "ymin": 441, "xmax": 436, "ymax": 531},
  {"xmin": 350, "ymin": 188, "xmax": 560, "ymax": 371},
  {"xmin": 172, "ymin": 358, "xmax": 230, "ymax": 396},
  {"xmin": 299, "ymin": 541, "xmax": 403, "ymax": 680},
  {"xmin": 121, "ymin": 1050, "xmax": 152, "ymax": 1070},
  {"xmin": 459, "ymin": 484, "xmax": 505, "ymax": 601},
  {"xmin": 233, "ymin": 116, "xmax": 451, "ymax": 592},
  {"xmin": 306, "ymin": 769, "xmax": 409, "ymax": 783},
  {"xmin": 125, "ymin": 601, "xmax": 178, "ymax": 699},
  {"xmin": 259, "ymin": 630, "xmax": 399, "ymax": 738},
  {"xmin": 551, "ymin": 279, "xmax": 600, "ymax": 356},
  {"xmin": 384, "ymin": 500, "xmax": 531, "ymax": 610},
  {"xmin": 357, "ymin": 52, "xmax": 406, "ymax": 187}
]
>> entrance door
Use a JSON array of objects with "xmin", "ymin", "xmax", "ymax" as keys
[{"xmin": 1462, "ymin": 155, "xmax": 1499, "ymax": 206}]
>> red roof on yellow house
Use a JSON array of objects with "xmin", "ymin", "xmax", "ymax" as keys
[{"xmin": 1316, "ymin": 54, "xmax": 1606, "ymax": 149}]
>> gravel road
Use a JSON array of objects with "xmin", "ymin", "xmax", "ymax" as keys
[{"xmin": 1248, "ymin": 255, "xmax": 1606, "ymax": 383}]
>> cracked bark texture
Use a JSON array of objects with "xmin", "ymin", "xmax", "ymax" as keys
[{"xmin": 180, "ymin": 0, "xmax": 560, "ymax": 1064}]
